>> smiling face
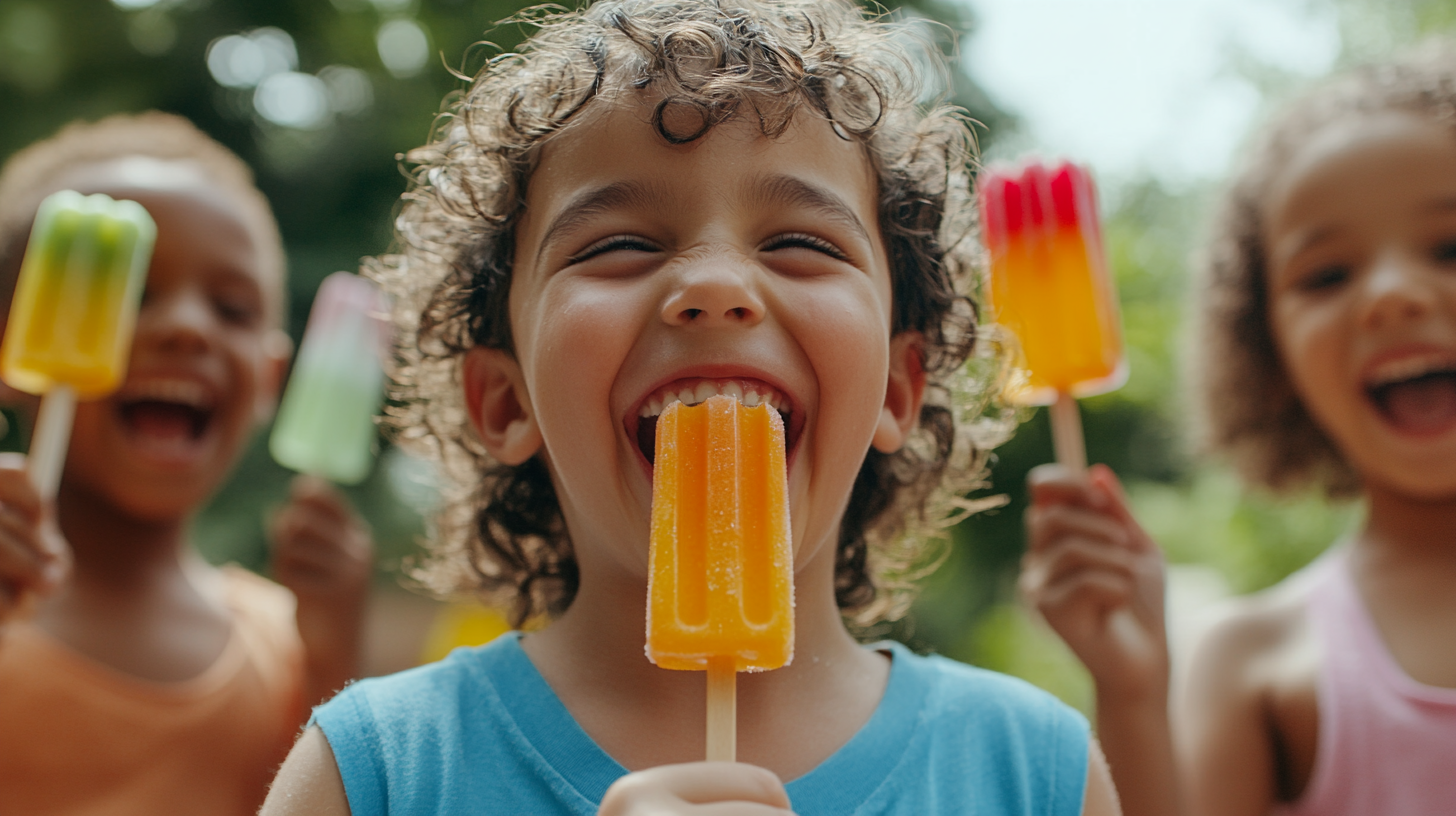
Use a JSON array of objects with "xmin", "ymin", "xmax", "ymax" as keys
[
  {"xmin": 1264, "ymin": 110, "xmax": 1456, "ymax": 499},
  {"xmin": 47, "ymin": 159, "xmax": 287, "ymax": 521},
  {"xmin": 465, "ymin": 100, "xmax": 922, "ymax": 587}
]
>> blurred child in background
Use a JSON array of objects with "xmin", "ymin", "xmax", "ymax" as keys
[
  {"xmin": 1021, "ymin": 47, "xmax": 1456, "ymax": 816},
  {"xmin": 0, "ymin": 112, "xmax": 374, "ymax": 816},
  {"xmin": 261, "ymin": 1, "xmax": 1122, "ymax": 813}
]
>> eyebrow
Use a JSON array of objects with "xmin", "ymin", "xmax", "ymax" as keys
[
  {"xmin": 747, "ymin": 174, "xmax": 872, "ymax": 245},
  {"xmin": 538, "ymin": 180, "xmax": 668, "ymax": 255}
]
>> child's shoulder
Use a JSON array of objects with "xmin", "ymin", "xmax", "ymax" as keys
[
  {"xmin": 885, "ymin": 641, "xmax": 1089, "ymax": 738},
  {"xmin": 1186, "ymin": 550, "xmax": 1336, "ymax": 681},
  {"xmin": 839, "ymin": 642, "xmax": 1090, "ymax": 816}
]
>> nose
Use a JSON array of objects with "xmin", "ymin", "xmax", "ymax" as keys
[
  {"xmin": 659, "ymin": 251, "xmax": 765, "ymax": 327},
  {"xmin": 136, "ymin": 287, "xmax": 213, "ymax": 354},
  {"xmin": 1360, "ymin": 250, "xmax": 1437, "ymax": 330}
]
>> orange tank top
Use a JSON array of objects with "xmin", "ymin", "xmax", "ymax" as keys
[{"xmin": 0, "ymin": 566, "xmax": 306, "ymax": 816}]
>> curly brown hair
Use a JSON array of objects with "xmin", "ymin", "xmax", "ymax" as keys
[
  {"xmin": 1195, "ymin": 43, "xmax": 1456, "ymax": 498},
  {"xmin": 371, "ymin": 0, "xmax": 1016, "ymax": 628}
]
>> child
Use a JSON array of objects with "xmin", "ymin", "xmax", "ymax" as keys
[
  {"xmin": 0, "ymin": 112, "xmax": 375, "ymax": 816},
  {"xmin": 1021, "ymin": 46, "xmax": 1456, "ymax": 816},
  {"xmin": 261, "ymin": 1, "xmax": 1121, "ymax": 814}
]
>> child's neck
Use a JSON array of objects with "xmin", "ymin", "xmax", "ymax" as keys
[
  {"xmin": 1360, "ymin": 483, "xmax": 1456, "ymax": 565},
  {"xmin": 31, "ymin": 480, "xmax": 232, "ymax": 683},
  {"xmin": 56, "ymin": 481, "xmax": 196, "ymax": 589},
  {"xmin": 1348, "ymin": 482, "xmax": 1456, "ymax": 689}
]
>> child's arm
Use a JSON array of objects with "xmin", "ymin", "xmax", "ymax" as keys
[
  {"xmin": 259, "ymin": 727, "xmax": 351, "ymax": 816},
  {"xmin": 1021, "ymin": 464, "xmax": 1179, "ymax": 816},
  {"xmin": 0, "ymin": 454, "xmax": 66, "ymax": 632},
  {"xmin": 1175, "ymin": 605, "xmax": 1290, "ymax": 816},
  {"xmin": 269, "ymin": 475, "xmax": 374, "ymax": 707},
  {"xmin": 599, "ymin": 763, "xmax": 793, "ymax": 815}
]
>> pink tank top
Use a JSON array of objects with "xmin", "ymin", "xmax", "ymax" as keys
[{"xmin": 1280, "ymin": 552, "xmax": 1456, "ymax": 816}]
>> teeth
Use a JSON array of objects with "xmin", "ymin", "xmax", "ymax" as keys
[{"xmin": 637, "ymin": 380, "xmax": 789, "ymax": 417}]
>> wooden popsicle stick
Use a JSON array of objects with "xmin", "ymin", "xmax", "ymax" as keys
[
  {"xmin": 705, "ymin": 655, "xmax": 736, "ymax": 762},
  {"xmin": 1048, "ymin": 391, "xmax": 1087, "ymax": 473},
  {"xmin": 28, "ymin": 384, "xmax": 75, "ymax": 500}
]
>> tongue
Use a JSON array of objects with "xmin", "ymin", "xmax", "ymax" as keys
[
  {"xmin": 126, "ymin": 403, "xmax": 197, "ymax": 443},
  {"xmin": 1380, "ymin": 375, "xmax": 1456, "ymax": 434}
]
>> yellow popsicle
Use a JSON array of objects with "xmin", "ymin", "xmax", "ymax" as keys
[
  {"xmin": 2, "ymin": 190, "xmax": 155, "ymax": 399},
  {"xmin": 646, "ymin": 393, "xmax": 794, "ymax": 672}
]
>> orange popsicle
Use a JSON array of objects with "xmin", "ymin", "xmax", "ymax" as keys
[
  {"xmin": 646, "ymin": 393, "xmax": 793, "ymax": 762},
  {"xmin": 978, "ymin": 160, "xmax": 1125, "ymax": 407},
  {"xmin": 647, "ymin": 393, "xmax": 794, "ymax": 672}
]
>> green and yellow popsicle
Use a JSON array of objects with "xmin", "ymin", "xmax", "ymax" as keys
[{"xmin": 1, "ymin": 190, "xmax": 155, "ymax": 497}]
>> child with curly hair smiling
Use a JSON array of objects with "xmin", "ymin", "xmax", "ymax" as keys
[
  {"xmin": 264, "ymin": 2, "xmax": 1119, "ymax": 813},
  {"xmin": 1021, "ymin": 46, "xmax": 1456, "ymax": 816}
]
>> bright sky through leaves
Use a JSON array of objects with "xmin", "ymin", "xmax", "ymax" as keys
[{"xmin": 960, "ymin": 0, "xmax": 1342, "ymax": 183}]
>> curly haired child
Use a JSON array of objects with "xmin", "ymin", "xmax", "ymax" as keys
[
  {"xmin": 1021, "ymin": 45, "xmax": 1456, "ymax": 816},
  {"xmin": 0, "ymin": 112, "xmax": 374, "ymax": 816},
  {"xmin": 262, "ymin": 1, "xmax": 1120, "ymax": 814}
]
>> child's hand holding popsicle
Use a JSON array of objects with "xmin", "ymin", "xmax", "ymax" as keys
[
  {"xmin": 984, "ymin": 161, "xmax": 1180, "ymax": 816},
  {"xmin": 1020, "ymin": 463, "xmax": 1168, "ymax": 702},
  {"xmin": 0, "ymin": 188, "xmax": 153, "ymax": 630}
]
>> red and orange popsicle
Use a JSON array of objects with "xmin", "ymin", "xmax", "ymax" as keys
[{"xmin": 978, "ymin": 159, "xmax": 1125, "ymax": 469}]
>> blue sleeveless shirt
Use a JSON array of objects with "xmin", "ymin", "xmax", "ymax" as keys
[{"xmin": 312, "ymin": 634, "xmax": 1088, "ymax": 815}]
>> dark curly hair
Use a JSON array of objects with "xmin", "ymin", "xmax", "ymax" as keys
[
  {"xmin": 370, "ymin": 0, "xmax": 1016, "ymax": 628},
  {"xmin": 1195, "ymin": 42, "xmax": 1456, "ymax": 498}
]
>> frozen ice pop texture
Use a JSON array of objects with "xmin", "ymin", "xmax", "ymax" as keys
[
  {"xmin": 978, "ymin": 160, "xmax": 1125, "ymax": 406},
  {"xmin": 269, "ymin": 272, "xmax": 389, "ymax": 484},
  {"xmin": 646, "ymin": 393, "xmax": 794, "ymax": 672},
  {"xmin": 1, "ymin": 190, "xmax": 155, "ymax": 398}
]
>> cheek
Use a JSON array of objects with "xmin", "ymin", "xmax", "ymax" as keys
[
  {"xmin": 518, "ymin": 282, "xmax": 642, "ymax": 432},
  {"xmin": 1272, "ymin": 300, "xmax": 1350, "ymax": 425},
  {"xmin": 792, "ymin": 282, "xmax": 891, "ymax": 416}
]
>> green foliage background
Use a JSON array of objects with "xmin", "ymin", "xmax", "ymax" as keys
[{"xmin": 1, "ymin": 0, "xmax": 1446, "ymax": 692}]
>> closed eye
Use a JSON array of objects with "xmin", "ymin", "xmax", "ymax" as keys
[
  {"xmin": 760, "ymin": 232, "xmax": 849, "ymax": 261},
  {"xmin": 566, "ymin": 235, "xmax": 660, "ymax": 265},
  {"xmin": 1298, "ymin": 263, "xmax": 1351, "ymax": 292}
]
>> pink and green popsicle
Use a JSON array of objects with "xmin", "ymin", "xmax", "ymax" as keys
[{"xmin": 268, "ymin": 271, "xmax": 389, "ymax": 484}]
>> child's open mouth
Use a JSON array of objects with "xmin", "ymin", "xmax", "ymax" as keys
[
  {"xmin": 633, "ymin": 378, "xmax": 794, "ymax": 466},
  {"xmin": 115, "ymin": 379, "xmax": 216, "ymax": 456},
  {"xmin": 1366, "ymin": 357, "xmax": 1456, "ymax": 435}
]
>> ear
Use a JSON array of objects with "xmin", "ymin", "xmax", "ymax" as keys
[
  {"xmin": 255, "ymin": 329, "xmax": 293, "ymax": 425},
  {"xmin": 871, "ymin": 332, "xmax": 926, "ymax": 454},
  {"xmin": 462, "ymin": 346, "xmax": 542, "ymax": 465}
]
